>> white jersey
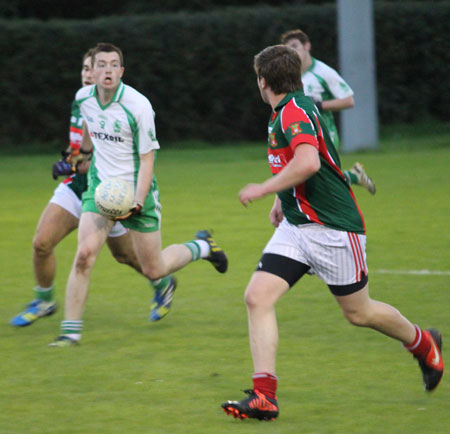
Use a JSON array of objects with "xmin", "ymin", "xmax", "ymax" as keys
[
  {"xmin": 302, "ymin": 57, "xmax": 353, "ymax": 102},
  {"xmin": 75, "ymin": 81, "xmax": 160, "ymax": 185},
  {"xmin": 302, "ymin": 58, "xmax": 353, "ymax": 149}
]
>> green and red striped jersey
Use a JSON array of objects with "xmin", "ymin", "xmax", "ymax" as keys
[
  {"xmin": 62, "ymin": 99, "xmax": 88, "ymax": 200},
  {"xmin": 267, "ymin": 90, "xmax": 365, "ymax": 234}
]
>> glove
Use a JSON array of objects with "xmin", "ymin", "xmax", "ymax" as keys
[
  {"xmin": 311, "ymin": 97, "xmax": 323, "ymax": 111},
  {"xmin": 113, "ymin": 201, "xmax": 143, "ymax": 221},
  {"xmin": 52, "ymin": 153, "xmax": 75, "ymax": 180}
]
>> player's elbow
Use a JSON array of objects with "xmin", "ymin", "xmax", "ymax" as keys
[{"xmin": 346, "ymin": 96, "xmax": 355, "ymax": 109}]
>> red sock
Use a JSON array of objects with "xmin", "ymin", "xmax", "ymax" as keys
[
  {"xmin": 404, "ymin": 325, "xmax": 431, "ymax": 357},
  {"xmin": 252, "ymin": 372, "xmax": 277, "ymax": 399}
]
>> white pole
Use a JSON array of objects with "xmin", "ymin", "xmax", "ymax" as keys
[{"xmin": 338, "ymin": 0, "xmax": 379, "ymax": 152}]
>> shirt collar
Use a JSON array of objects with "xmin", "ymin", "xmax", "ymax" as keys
[
  {"xmin": 274, "ymin": 89, "xmax": 305, "ymax": 112},
  {"xmin": 92, "ymin": 80, "xmax": 125, "ymax": 103}
]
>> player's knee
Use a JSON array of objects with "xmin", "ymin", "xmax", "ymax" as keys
[
  {"xmin": 141, "ymin": 263, "xmax": 165, "ymax": 281},
  {"xmin": 245, "ymin": 286, "xmax": 267, "ymax": 309},
  {"xmin": 74, "ymin": 247, "xmax": 96, "ymax": 273},
  {"xmin": 32, "ymin": 235, "xmax": 54, "ymax": 257},
  {"xmin": 342, "ymin": 308, "xmax": 372, "ymax": 327}
]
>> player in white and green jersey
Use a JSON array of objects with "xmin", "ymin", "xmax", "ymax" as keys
[
  {"xmin": 11, "ymin": 49, "xmax": 144, "ymax": 327},
  {"xmin": 222, "ymin": 44, "xmax": 443, "ymax": 421},
  {"xmin": 50, "ymin": 43, "xmax": 228, "ymax": 347},
  {"xmin": 281, "ymin": 29, "xmax": 376, "ymax": 195}
]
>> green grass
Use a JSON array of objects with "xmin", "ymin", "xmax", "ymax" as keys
[{"xmin": 0, "ymin": 132, "xmax": 449, "ymax": 433}]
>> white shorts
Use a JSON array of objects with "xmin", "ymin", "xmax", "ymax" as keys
[
  {"xmin": 263, "ymin": 219, "xmax": 368, "ymax": 287},
  {"xmin": 49, "ymin": 183, "xmax": 127, "ymax": 238}
]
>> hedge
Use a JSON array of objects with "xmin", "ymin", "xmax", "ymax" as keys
[{"xmin": 0, "ymin": 2, "xmax": 449, "ymax": 148}]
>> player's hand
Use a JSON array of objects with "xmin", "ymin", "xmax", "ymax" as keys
[
  {"xmin": 52, "ymin": 158, "xmax": 74, "ymax": 180},
  {"xmin": 239, "ymin": 183, "xmax": 266, "ymax": 207},
  {"xmin": 113, "ymin": 201, "xmax": 143, "ymax": 221},
  {"xmin": 311, "ymin": 97, "xmax": 322, "ymax": 111},
  {"xmin": 269, "ymin": 202, "xmax": 284, "ymax": 227},
  {"xmin": 76, "ymin": 160, "xmax": 91, "ymax": 174}
]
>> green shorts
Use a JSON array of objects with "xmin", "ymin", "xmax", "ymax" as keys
[{"xmin": 82, "ymin": 175, "xmax": 161, "ymax": 233}]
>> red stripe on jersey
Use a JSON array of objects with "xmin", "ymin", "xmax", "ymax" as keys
[
  {"xmin": 312, "ymin": 113, "xmax": 346, "ymax": 180},
  {"xmin": 312, "ymin": 112, "xmax": 366, "ymax": 234},
  {"xmin": 294, "ymin": 184, "xmax": 322, "ymax": 224},
  {"xmin": 70, "ymin": 126, "xmax": 83, "ymax": 150},
  {"xmin": 280, "ymin": 101, "xmax": 319, "ymax": 152},
  {"xmin": 348, "ymin": 233, "xmax": 360, "ymax": 282},
  {"xmin": 62, "ymin": 174, "xmax": 75, "ymax": 185}
]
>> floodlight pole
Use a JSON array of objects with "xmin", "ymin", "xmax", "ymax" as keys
[{"xmin": 337, "ymin": 0, "xmax": 379, "ymax": 152}]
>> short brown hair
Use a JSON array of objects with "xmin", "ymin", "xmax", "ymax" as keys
[
  {"xmin": 280, "ymin": 29, "xmax": 310, "ymax": 45},
  {"xmin": 254, "ymin": 45, "xmax": 303, "ymax": 94},
  {"xmin": 91, "ymin": 42, "xmax": 124, "ymax": 66}
]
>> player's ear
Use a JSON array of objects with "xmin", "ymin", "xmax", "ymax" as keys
[{"xmin": 258, "ymin": 75, "xmax": 267, "ymax": 89}]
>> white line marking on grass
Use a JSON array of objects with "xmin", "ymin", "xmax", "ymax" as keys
[{"xmin": 373, "ymin": 269, "xmax": 450, "ymax": 276}]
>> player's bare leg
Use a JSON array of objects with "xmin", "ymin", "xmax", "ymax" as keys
[
  {"xmin": 106, "ymin": 232, "xmax": 142, "ymax": 273},
  {"xmin": 130, "ymin": 230, "xmax": 193, "ymax": 280},
  {"xmin": 49, "ymin": 212, "xmax": 113, "ymax": 347},
  {"xmin": 245, "ymin": 271, "xmax": 290, "ymax": 373},
  {"xmin": 222, "ymin": 271, "xmax": 288, "ymax": 420},
  {"xmin": 65, "ymin": 212, "xmax": 113, "ymax": 319},
  {"xmin": 33, "ymin": 203, "xmax": 79, "ymax": 287},
  {"xmin": 334, "ymin": 284, "xmax": 443, "ymax": 391},
  {"xmin": 334, "ymin": 284, "xmax": 416, "ymax": 342},
  {"xmin": 11, "ymin": 204, "xmax": 77, "ymax": 327}
]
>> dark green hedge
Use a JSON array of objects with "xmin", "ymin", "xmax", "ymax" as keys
[{"xmin": 1, "ymin": 2, "xmax": 449, "ymax": 148}]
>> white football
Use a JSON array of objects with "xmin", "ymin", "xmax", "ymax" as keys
[{"xmin": 94, "ymin": 177, "xmax": 134, "ymax": 218}]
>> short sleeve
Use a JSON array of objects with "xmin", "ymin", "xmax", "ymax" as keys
[
  {"xmin": 281, "ymin": 101, "xmax": 319, "ymax": 152},
  {"xmin": 324, "ymin": 68, "xmax": 354, "ymax": 99},
  {"xmin": 137, "ymin": 100, "xmax": 160, "ymax": 154}
]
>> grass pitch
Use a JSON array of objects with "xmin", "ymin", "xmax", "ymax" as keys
[{"xmin": 0, "ymin": 130, "xmax": 449, "ymax": 433}]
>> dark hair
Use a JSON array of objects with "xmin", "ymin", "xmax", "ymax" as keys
[
  {"xmin": 254, "ymin": 45, "xmax": 303, "ymax": 94},
  {"xmin": 280, "ymin": 29, "xmax": 310, "ymax": 45},
  {"xmin": 91, "ymin": 42, "xmax": 124, "ymax": 66}
]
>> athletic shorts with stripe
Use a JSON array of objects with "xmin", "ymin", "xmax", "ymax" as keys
[
  {"xmin": 50, "ymin": 183, "xmax": 127, "ymax": 237},
  {"xmin": 258, "ymin": 219, "xmax": 368, "ymax": 296}
]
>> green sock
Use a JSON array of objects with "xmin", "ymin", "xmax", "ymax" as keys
[
  {"xmin": 34, "ymin": 286, "xmax": 54, "ymax": 302},
  {"xmin": 344, "ymin": 170, "xmax": 358, "ymax": 185},
  {"xmin": 150, "ymin": 276, "xmax": 171, "ymax": 291},
  {"xmin": 183, "ymin": 240, "xmax": 202, "ymax": 261}
]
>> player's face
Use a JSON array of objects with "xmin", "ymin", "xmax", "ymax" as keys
[
  {"xmin": 285, "ymin": 39, "xmax": 310, "ymax": 68},
  {"xmin": 81, "ymin": 56, "xmax": 93, "ymax": 86},
  {"xmin": 93, "ymin": 51, "xmax": 124, "ymax": 91}
]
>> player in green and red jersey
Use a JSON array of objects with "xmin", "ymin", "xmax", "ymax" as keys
[
  {"xmin": 281, "ymin": 29, "xmax": 376, "ymax": 195},
  {"xmin": 10, "ymin": 49, "xmax": 143, "ymax": 327},
  {"xmin": 222, "ymin": 45, "xmax": 443, "ymax": 421}
]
